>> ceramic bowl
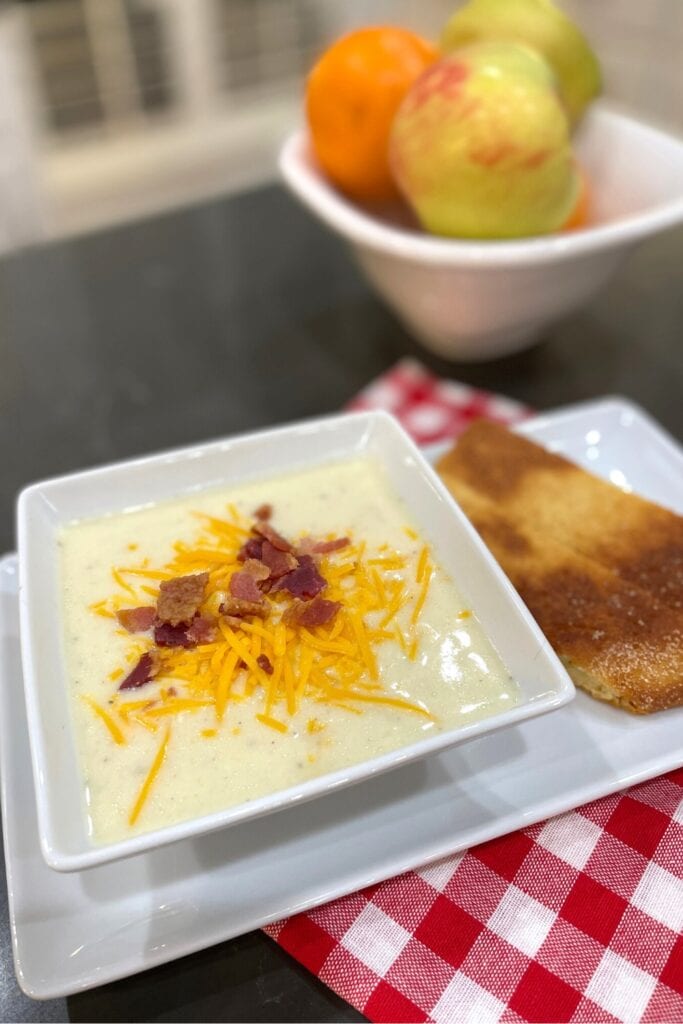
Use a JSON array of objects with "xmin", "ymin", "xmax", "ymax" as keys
[
  {"xmin": 18, "ymin": 411, "xmax": 573, "ymax": 871},
  {"xmin": 280, "ymin": 104, "xmax": 683, "ymax": 361}
]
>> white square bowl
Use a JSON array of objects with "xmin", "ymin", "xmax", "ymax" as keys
[
  {"xmin": 17, "ymin": 411, "xmax": 574, "ymax": 871},
  {"xmin": 280, "ymin": 103, "xmax": 683, "ymax": 360}
]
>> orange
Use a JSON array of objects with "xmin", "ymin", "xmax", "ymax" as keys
[
  {"xmin": 306, "ymin": 27, "xmax": 438, "ymax": 204},
  {"xmin": 562, "ymin": 164, "xmax": 591, "ymax": 231}
]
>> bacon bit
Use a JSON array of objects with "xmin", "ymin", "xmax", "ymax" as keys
[
  {"xmin": 237, "ymin": 537, "xmax": 263, "ymax": 562},
  {"xmin": 157, "ymin": 572, "xmax": 209, "ymax": 626},
  {"xmin": 224, "ymin": 615, "xmax": 246, "ymax": 628},
  {"xmin": 312, "ymin": 537, "xmax": 350, "ymax": 554},
  {"xmin": 275, "ymin": 555, "xmax": 327, "ymax": 600},
  {"xmin": 253, "ymin": 503, "xmax": 273, "ymax": 520},
  {"xmin": 296, "ymin": 536, "xmax": 318, "ymax": 557},
  {"xmin": 186, "ymin": 615, "xmax": 217, "ymax": 645},
  {"xmin": 257, "ymin": 654, "xmax": 274, "ymax": 675},
  {"xmin": 283, "ymin": 596, "xmax": 341, "ymax": 628},
  {"xmin": 243, "ymin": 558, "xmax": 270, "ymax": 582},
  {"xmin": 220, "ymin": 598, "xmax": 270, "ymax": 619},
  {"xmin": 229, "ymin": 570, "xmax": 263, "ymax": 603},
  {"xmin": 254, "ymin": 521, "xmax": 293, "ymax": 552},
  {"xmin": 116, "ymin": 606, "xmax": 156, "ymax": 633},
  {"xmin": 154, "ymin": 621, "xmax": 194, "ymax": 647},
  {"xmin": 119, "ymin": 651, "xmax": 160, "ymax": 691},
  {"xmin": 261, "ymin": 541, "xmax": 297, "ymax": 579}
]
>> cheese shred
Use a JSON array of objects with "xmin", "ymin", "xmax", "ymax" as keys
[
  {"xmin": 94, "ymin": 507, "xmax": 443, "ymax": 775},
  {"xmin": 82, "ymin": 696, "xmax": 126, "ymax": 745},
  {"xmin": 129, "ymin": 727, "xmax": 171, "ymax": 825}
]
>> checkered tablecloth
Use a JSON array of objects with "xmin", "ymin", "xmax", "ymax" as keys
[{"xmin": 265, "ymin": 360, "xmax": 683, "ymax": 1024}]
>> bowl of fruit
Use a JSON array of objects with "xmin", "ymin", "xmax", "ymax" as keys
[{"xmin": 280, "ymin": 1, "xmax": 683, "ymax": 361}]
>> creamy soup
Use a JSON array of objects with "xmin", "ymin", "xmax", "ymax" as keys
[{"xmin": 60, "ymin": 457, "xmax": 517, "ymax": 844}]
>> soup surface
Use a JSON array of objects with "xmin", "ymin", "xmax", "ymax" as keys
[{"xmin": 60, "ymin": 457, "xmax": 517, "ymax": 844}]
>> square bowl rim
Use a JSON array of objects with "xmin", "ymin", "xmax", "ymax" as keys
[{"xmin": 17, "ymin": 409, "xmax": 574, "ymax": 871}]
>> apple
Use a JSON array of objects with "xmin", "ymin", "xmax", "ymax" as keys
[
  {"xmin": 389, "ymin": 43, "xmax": 580, "ymax": 239},
  {"xmin": 441, "ymin": 0, "xmax": 601, "ymax": 125}
]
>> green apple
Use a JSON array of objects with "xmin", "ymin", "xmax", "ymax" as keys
[
  {"xmin": 441, "ymin": 0, "xmax": 601, "ymax": 125},
  {"xmin": 389, "ymin": 43, "xmax": 580, "ymax": 239}
]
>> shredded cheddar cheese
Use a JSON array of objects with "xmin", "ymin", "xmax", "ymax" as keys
[
  {"xmin": 411, "ymin": 564, "xmax": 433, "ymax": 626},
  {"xmin": 92, "ymin": 503, "xmax": 448, "ymax": 833},
  {"xmin": 82, "ymin": 696, "xmax": 126, "ymax": 745},
  {"xmin": 256, "ymin": 713, "xmax": 288, "ymax": 734},
  {"xmin": 416, "ymin": 546, "xmax": 430, "ymax": 584},
  {"xmin": 129, "ymin": 727, "xmax": 170, "ymax": 825}
]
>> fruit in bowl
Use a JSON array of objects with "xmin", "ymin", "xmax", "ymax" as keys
[
  {"xmin": 389, "ymin": 43, "xmax": 581, "ymax": 239},
  {"xmin": 441, "ymin": 0, "xmax": 601, "ymax": 125},
  {"xmin": 304, "ymin": 0, "xmax": 598, "ymax": 239},
  {"xmin": 283, "ymin": 0, "xmax": 683, "ymax": 359},
  {"xmin": 306, "ymin": 27, "xmax": 438, "ymax": 204}
]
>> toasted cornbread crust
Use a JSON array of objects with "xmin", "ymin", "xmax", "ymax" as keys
[
  {"xmin": 437, "ymin": 428, "xmax": 683, "ymax": 715},
  {"xmin": 438, "ymin": 420, "xmax": 683, "ymax": 613}
]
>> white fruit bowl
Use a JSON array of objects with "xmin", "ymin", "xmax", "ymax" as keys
[{"xmin": 280, "ymin": 103, "xmax": 683, "ymax": 361}]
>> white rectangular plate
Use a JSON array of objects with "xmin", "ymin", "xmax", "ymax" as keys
[{"xmin": 2, "ymin": 396, "xmax": 682, "ymax": 999}]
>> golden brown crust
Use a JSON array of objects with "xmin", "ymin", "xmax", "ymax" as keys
[
  {"xmin": 439, "ymin": 471, "xmax": 683, "ymax": 715},
  {"xmin": 437, "ymin": 419, "xmax": 683, "ymax": 613}
]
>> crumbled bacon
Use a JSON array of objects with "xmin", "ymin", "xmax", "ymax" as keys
[
  {"xmin": 119, "ymin": 651, "xmax": 160, "ymax": 690},
  {"xmin": 261, "ymin": 540, "xmax": 297, "ymax": 579},
  {"xmin": 229, "ymin": 571, "xmax": 263, "ymax": 603},
  {"xmin": 220, "ymin": 598, "xmax": 270, "ymax": 619},
  {"xmin": 242, "ymin": 558, "xmax": 270, "ymax": 582},
  {"xmin": 296, "ymin": 536, "xmax": 318, "ymax": 557},
  {"xmin": 116, "ymin": 606, "xmax": 156, "ymax": 633},
  {"xmin": 186, "ymin": 615, "xmax": 217, "ymax": 645},
  {"xmin": 313, "ymin": 537, "xmax": 350, "ymax": 554},
  {"xmin": 254, "ymin": 521, "xmax": 293, "ymax": 552},
  {"xmin": 253, "ymin": 503, "xmax": 273, "ymax": 521},
  {"xmin": 283, "ymin": 596, "xmax": 341, "ymax": 628},
  {"xmin": 275, "ymin": 555, "xmax": 326, "ymax": 600},
  {"xmin": 154, "ymin": 621, "xmax": 194, "ymax": 648},
  {"xmin": 237, "ymin": 537, "xmax": 263, "ymax": 562},
  {"xmin": 257, "ymin": 654, "xmax": 274, "ymax": 675},
  {"xmin": 157, "ymin": 572, "xmax": 209, "ymax": 626}
]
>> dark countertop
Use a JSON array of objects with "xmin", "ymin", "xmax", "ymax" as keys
[{"xmin": 0, "ymin": 184, "xmax": 681, "ymax": 1022}]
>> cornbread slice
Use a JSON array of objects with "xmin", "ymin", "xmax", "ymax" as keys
[
  {"xmin": 438, "ymin": 419, "xmax": 683, "ymax": 613},
  {"xmin": 439, "ymin": 477, "xmax": 683, "ymax": 714},
  {"xmin": 438, "ymin": 421, "xmax": 683, "ymax": 712}
]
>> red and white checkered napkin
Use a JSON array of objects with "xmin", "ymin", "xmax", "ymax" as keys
[{"xmin": 265, "ymin": 360, "xmax": 683, "ymax": 1023}]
